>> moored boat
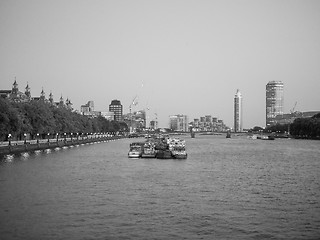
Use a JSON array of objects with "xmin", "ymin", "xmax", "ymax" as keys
[
  {"xmin": 129, "ymin": 135, "xmax": 188, "ymax": 160},
  {"xmin": 168, "ymin": 138, "xmax": 187, "ymax": 159},
  {"xmin": 172, "ymin": 147, "xmax": 187, "ymax": 159},
  {"xmin": 128, "ymin": 142, "xmax": 144, "ymax": 158},
  {"xmin": 141, "ymin": 141, "xmax": 157, "ymax": 158}
]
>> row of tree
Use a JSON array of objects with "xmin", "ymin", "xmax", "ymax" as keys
[
  {"xmin": 289, "ymin": 113, "xmax": 320, "ymax": 139},
  {"xmin": 0, "ymin": 98, "xmax": 129, "ymax": 141},
  {"xmin": 262, "ymin": 113, "xmax": 320, "ymax": 139}
]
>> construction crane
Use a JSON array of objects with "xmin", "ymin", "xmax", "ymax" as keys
[
  {"xmin": 129, "ymin": 95, "xmax": 138, "ymax": 133},
  {"xmin": 290, "ymin": 101, "xmax": 297, "ymax": 114},
  {"xmin": 129, "ymin": 95, "xmax": 138, "ymax": 111},
  {"xmin": 290, "ymin": 101, "xmax": 304, "ymax": 121}
]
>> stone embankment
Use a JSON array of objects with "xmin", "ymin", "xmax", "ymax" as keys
[{"xmin": 0, "ymin": 136, "xmax": 124, "ymax": 156}]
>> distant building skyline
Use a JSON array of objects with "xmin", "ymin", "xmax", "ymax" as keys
[
  {"xmin": 123, "ymin": 109, "xmax": 146, "ymax": 132},
  {"xmin": 266, "ymin": 81, "xmax": 284, "ymax": 127},
  {"xmin": 2, "ymin": 79, "xmax": 318, "ymax": 130},
  {"xmin": 191, "ymin": 115, "xmax": 228, "ymax": 132},
  {"xmin": 80, "ymin": 100, "xmax": 115, "ymax": 120},
  {"xmin": 234, "ymin": 89, "xmax": 243, "ymax": 132},
  {"xmin": 1, "ymin": 1, "xmax": 320, "ymax": 129}
]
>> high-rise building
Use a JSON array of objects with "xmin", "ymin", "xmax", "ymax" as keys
[
  {"xmin": 266, "ymin": 81, "xmax": 284, "ymax": 127},
  {"xmin": 234, "ymin": 89, "xmax": 242, "ymax": 132},
  {"xmin": 109, "ymin": 99, "xmax": 123, "ymax": 121},
  {"xmin": 169, "ymin": 115, "xmax": 189, "ymax": 132}
]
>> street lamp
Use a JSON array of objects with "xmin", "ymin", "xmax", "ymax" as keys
[
  {"xmin": 8, "ymin": 133, "xmax": 12, "ymax": 146},
  {"xmin": 24, "ymin": 133, "xmax": 27, "ymax": 144},
  {"xmin": 36, "ymin": 133, "xmax": 39, "ymax": 144}
]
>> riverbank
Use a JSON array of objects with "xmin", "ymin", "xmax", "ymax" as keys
[{"xmin": 0, "ymin": 135, "xmax": 124, "ymax": 156}]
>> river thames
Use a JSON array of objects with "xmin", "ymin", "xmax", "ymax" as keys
[{"xmin": 0, "ymin": 135, "xmax": 319, "ymax": 240}]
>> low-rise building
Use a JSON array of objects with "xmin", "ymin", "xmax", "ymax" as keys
[{"xmin": 275, "ymin": 111, "xmax": 320, "ymax": 125}]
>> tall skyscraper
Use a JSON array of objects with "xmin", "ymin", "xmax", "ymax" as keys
[
  {"xmin": 234, "ymin": 89, "xmax": 242, "ymax": 132},
  {"xmin": 109, "ymin": 99, "xmax": 123, "ymax": 121},
  {"xmin": 266, "ymin": 81, "xmax": 284, "ymax": 127}
]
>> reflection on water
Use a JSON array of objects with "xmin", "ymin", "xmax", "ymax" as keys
[
  {"xmin": 20, "ymin": 152, "xmax": 30, "ymax": 160},
  {"xmin": 44, "ymin": 149, "xmax": 51, "ymax": 154},
  {"xmin": 3, "ymin": 154, "xmax": 14, "ymax": 163},
  {"xmin": 34, "ymin": 150, "xmax": 42, "ymax": 155},
  {"xmin": 0, "ymin": 136, "xmax": 319, "ymax": 240}
]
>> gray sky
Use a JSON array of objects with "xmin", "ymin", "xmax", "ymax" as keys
[{"xmin": 1, "ymin": 0, "xmax": 319, "ymax": 128}]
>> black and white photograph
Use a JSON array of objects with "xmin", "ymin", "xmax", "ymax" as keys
[{"xmin": 0, "ymin": 0, "xmax": 319, "ymax": 239}]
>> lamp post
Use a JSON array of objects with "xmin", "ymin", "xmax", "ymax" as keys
[
  {"xmin": 64, "ymin": 133, "xmax": 66, "ymax": 142},
  {"xmin": 36, "ymin": 133, "xmax": 39, "ymax": 144},
  {"xmin": 47, "ymin": 133, "xmax": 50, "ymax": 143},
  {"xmin": 56, "ymin": 133, "xmax": 59, "ymax": 142},
  {"xmin": 8, "ymin": 134, "xmax": 12, "ymax": 146},
  {"xmin": 24, "ymin": 133, "xmax": 27, "ymax": 144}
]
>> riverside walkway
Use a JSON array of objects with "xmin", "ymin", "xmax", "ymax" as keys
[{"xmin": 0, "ymin": 134, "xmax": 124, "ymax": 156}]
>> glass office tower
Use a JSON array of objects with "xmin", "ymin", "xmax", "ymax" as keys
[{"xmin": 266, "ymin": 81, "xmax": 284, "ymax": 127}]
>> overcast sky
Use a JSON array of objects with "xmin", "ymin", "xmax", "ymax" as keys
[{"xmin": 1, "ymin": 0, "xmax": 319, "ymax": 128}]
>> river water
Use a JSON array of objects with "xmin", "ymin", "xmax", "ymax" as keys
[{"xmin": 0, "ymin": 135, "xmax": 319, "ymax": 240}]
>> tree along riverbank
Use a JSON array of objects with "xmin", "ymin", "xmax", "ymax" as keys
[
  {"xmin": 255, "ymin": 113, "xmax": 320, "ymax": 140},
  {"xmin": 0, "ymin": 98, "xmax": 129, "ymax": 141}
]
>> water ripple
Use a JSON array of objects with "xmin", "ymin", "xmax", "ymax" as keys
[{"xmin": 0, "ymin": 136, "xmax": 319, "ymax": 239}]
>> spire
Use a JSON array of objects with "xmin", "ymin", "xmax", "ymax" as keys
[
  {"xmin": 58, "ymin": 95, "xmax": 64, "ymax": 108},
  {"xmin": 40, "ymin": 87, "xmax": 45, "ymax": 100},
  {"xmin": 25, "ymin": 82, "xmax": 31, "ymax": 97},
  {"xmin": 65, "ymin": 97, "xmax": 73, "ymax": 110},
  {"xmin": 12, "ymin": 77, "xmax": 18, "ymax": 94},
  {"xmin": 13, "ymin": 77, "xmax": 18, "ymax": 87},
  {"xmin": 49, "ymin": 91, "xmax": 54, "ymax": 103}
]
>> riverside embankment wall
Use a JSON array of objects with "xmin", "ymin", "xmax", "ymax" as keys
[{"xmin": 0, "ymin": 136, "xmax": 124, "ymax": 156}]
